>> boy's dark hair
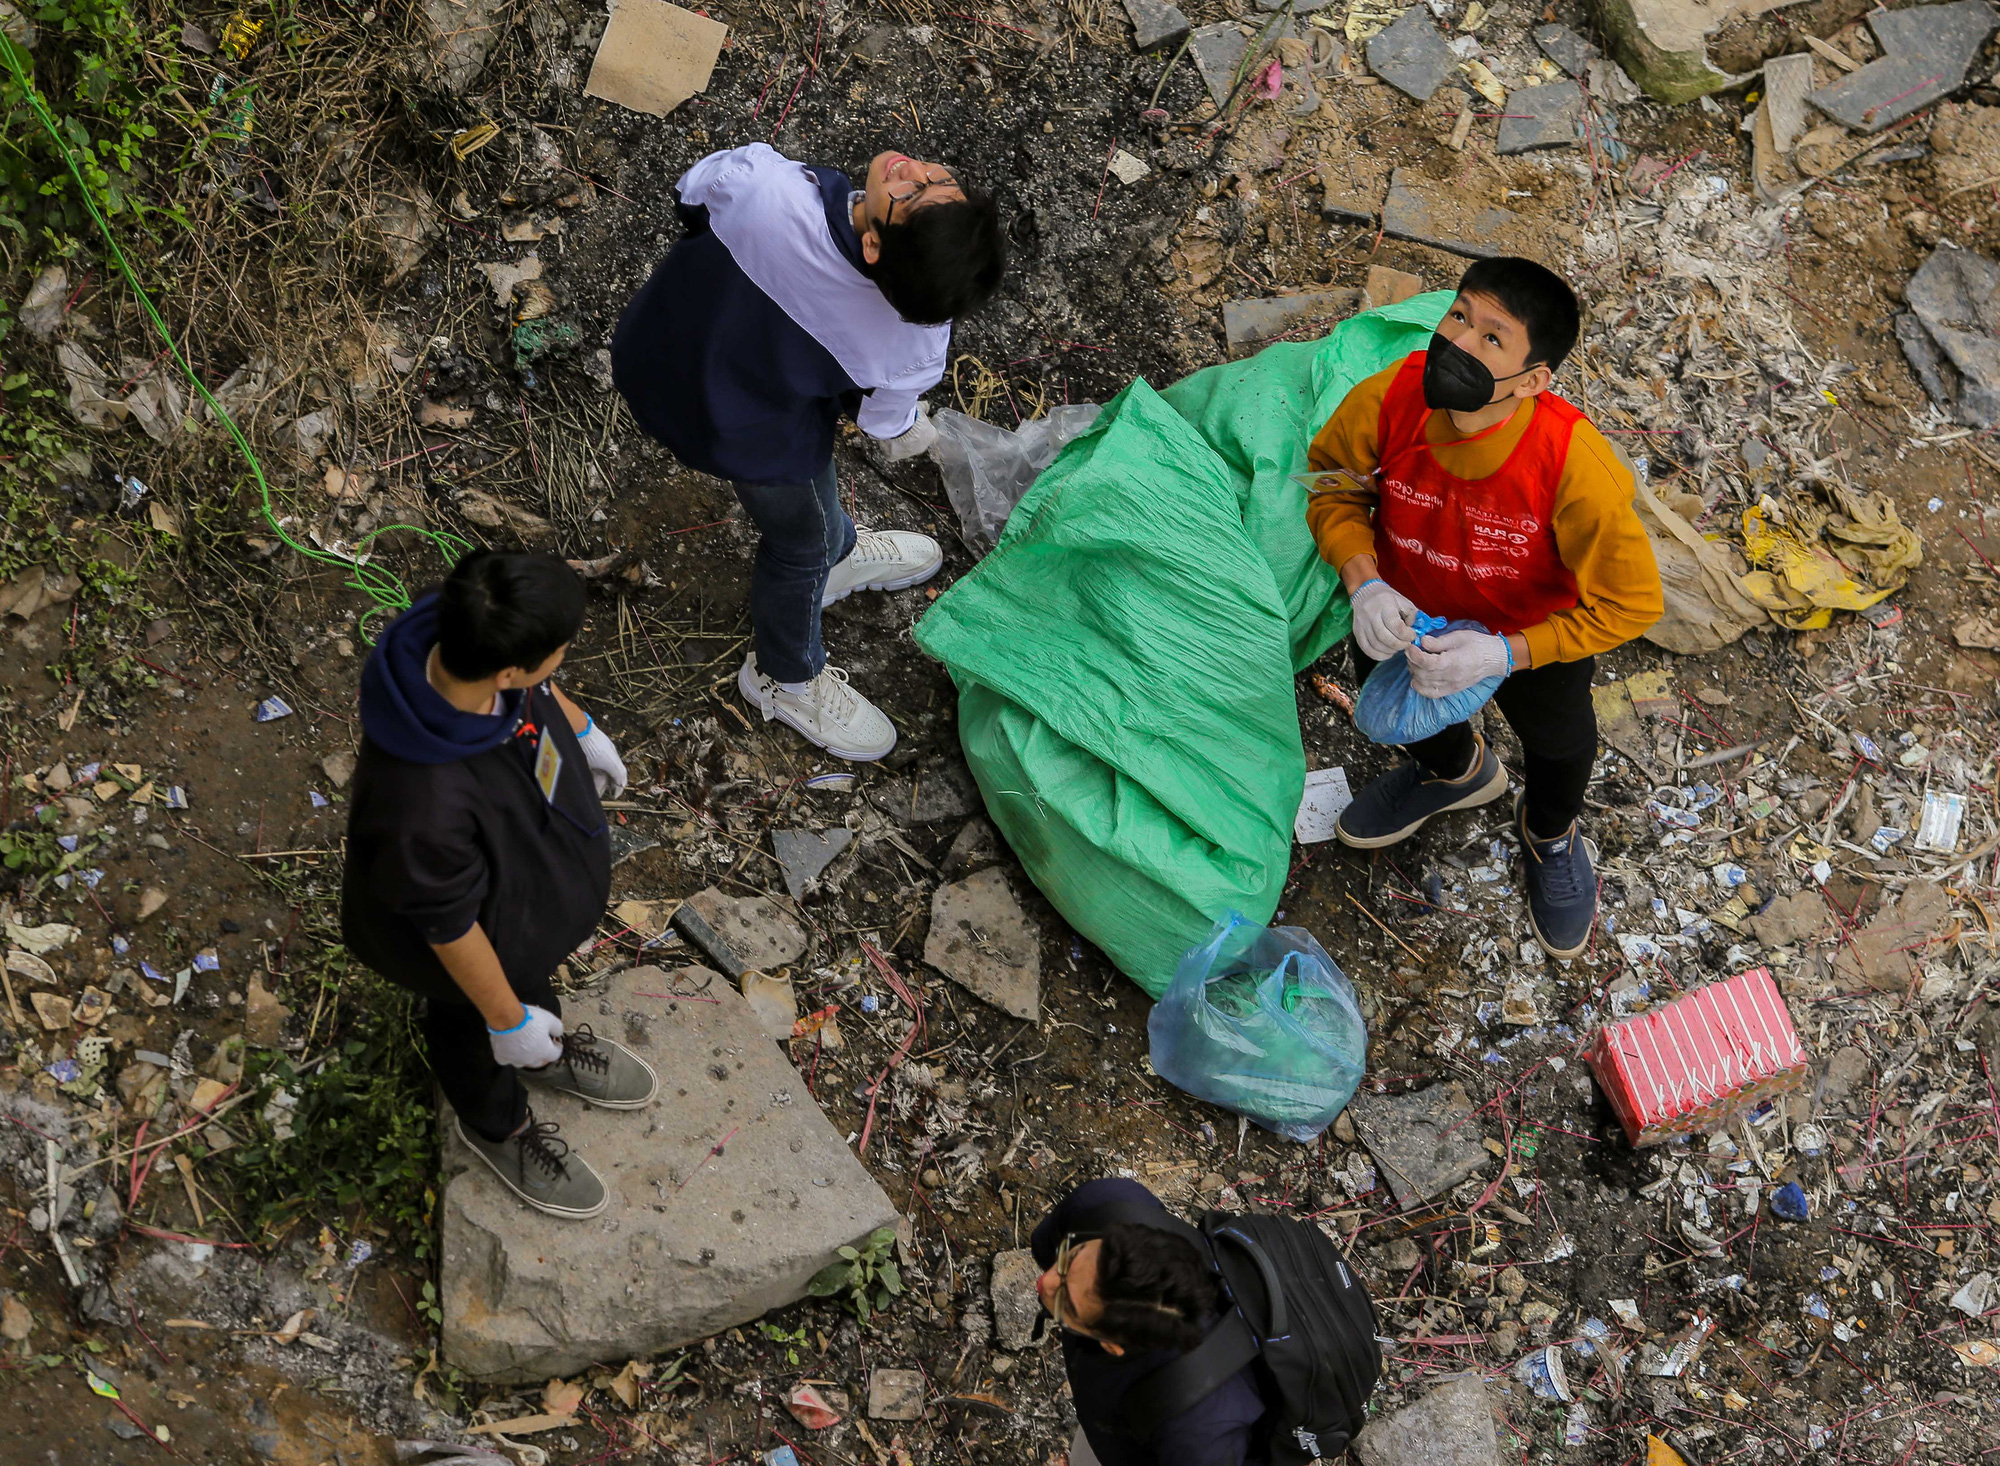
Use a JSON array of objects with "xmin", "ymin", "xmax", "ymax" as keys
[
  {"xmin": 1456, "ymin": 257, "xmax": 1582, "ymax": 371},
  {"xmin": 436, "ymin": 551, "xmax": 586, "ymax": 680},
  {"xmin": 1091, "ymin": 1222, "xmax": 1223, "ymax": 1355},
  {"xmin": 872, "ymin": 189, "xmax": 1007, "ymax": 326}
]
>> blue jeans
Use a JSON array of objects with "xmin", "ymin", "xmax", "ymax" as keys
[{"xmin": 732, "ymin": 459, "xmax": 855, "ymax": 684}]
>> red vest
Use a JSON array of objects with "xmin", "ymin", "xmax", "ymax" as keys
[{"xmin": 1372, "ymin": 353, "xmax": 1583, "ymax": 635}]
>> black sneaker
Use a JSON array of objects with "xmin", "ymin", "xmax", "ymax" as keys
[
  {"xmin": 1518, "ymin": 799, "xmax": 1600, "ymax": 959},
  {"xmin": 1335, "ymin": 732, "xmax": 1509, "ymax": 850},
  {"xmin": 520, "ymin": 1025, "xmax": 659, "ymax": 1109},
  {"xmin": 455, "ymin": 1111, "xmax": 607, "ymax": 1219}
]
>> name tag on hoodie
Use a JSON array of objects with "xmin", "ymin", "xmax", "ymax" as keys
[{"xmin": 533, "ymin": 728, "xmax": 563, "ymax": 804}]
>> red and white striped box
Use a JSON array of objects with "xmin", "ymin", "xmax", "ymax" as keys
[{"xmin": 1586, "ymin": 966, "xmax": 1811, "ymax": 1147}]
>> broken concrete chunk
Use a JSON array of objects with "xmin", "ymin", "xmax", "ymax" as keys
[
  {"xmin": 673, "ymin": 887, "xmax": 808, "ymax": 978},
  {"xmin": 941, "ymin": 816, "xmax": 1004, "ymax": 881},
  {"xmin": 1322, "ymin": 178, "xmax": 1378, "ymax": 226},
  {"xmin": 1362, "ymin": 265, "xmax": 1425, "ymax": 311},
  {"xmin": 1348, "ymin": 1082, "xmax": 1490, "ymax": 1210},
  {"xmin": 1188, "ymin": 22, "xmax": 1252, "ymax": 109},
  {"xmin": 1590, "ymin": 0, "xmax": 1774, "ymax": 105},
  {"xmin": 320, "ymin": 750, "xmax": 357, "ymax": 789},
  {"xmin": 1810, "ymin": 1, "xmax": 1998, "ymax": 133},
  {"xmin": 1896, "ymin": 243, "xmax": 2000, "ymax": 429},
  {"xmin": 771, "ymin": 827, "xmax": 854, "ymax": 901},
  {"xmin": 1223, "ymin": 290, "xmax": 1361, "ymax": 356},
  {"xmin": 422, "ymin": 0, "xmax": 512, "ymax": 92},
  {"xmin": 1381, "ymin": 167, "xmax": 1532, "ymax": 259},
  {"xmin": 923, "ymin": 869, "xmax": 1041, "ymax": 1022},
  {"xmin": 1496, "ymin": 80, "xmax": 1581, "ymax": 153},
  {"xmin": 1532, "ymin": 22, "xmax": 1597, "ymax": 76},
  {"xmin": 1354, "ymin": 1374, "xmax": 1504, "ymax": 1466},
  {"xmin": 440, "ymin": 964, "xmax": 899, "ymax": 1381},
  {"xmin": 866, "ymin": 759, "xmax": 981, "ymax": 825},
  {"xmin": 867, "ymin": 1367, "xmax": 926, "ymax": 1421},
  {"xmin": 1760, "ymin": 52, "xmax": 1815, "ymax": 154},
  {"xmin": 1121, "ymin": 0, "xmax": 1189, "ymax": 52},
  {"xmin": 989, "ymin": 1248, "xmax": 1043, "ymax": 1350},
  {"xmin": 1367, "ymin": 6, "xmax": 1459, "ymax": 101}
]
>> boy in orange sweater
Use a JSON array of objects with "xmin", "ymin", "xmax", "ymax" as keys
[{"xmin": 1307, "ymin": 258, "xmax": 1662, "ymax": 957}]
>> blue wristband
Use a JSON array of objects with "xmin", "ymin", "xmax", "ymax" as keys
[
  {"xmin": 1355, "ymin": 577, "xmax": 1385, "ymax": 593},
  {"xmin": 579, "ymin": 715, "xmax": 594, "ymax": 737},
  {"xmin": 1501, "ymin": 636, "xmax": 1516, "ymax": 672},
  {"xmin": 487, "ymin": 1009, "xmax": 532, "ymax": 1036}
]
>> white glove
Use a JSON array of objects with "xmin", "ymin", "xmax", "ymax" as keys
[
  {"xmin": 577, "ymin": 716, "xmax": 628, "ymax": 799},
  {"xmin": 1406, "ymin": 628, "xmax": 1513, "ymax": 697},
  {"xmin": 1348, "ymin": 577, "xmax": 1421, "ymax": 662},
  {"xmin": 488, "ymin": 1003, "xmax": 564, "ymax": 1067},
  {"xmin": 872, "ymin": 405, "xmax": 937, "ymax": 464}
]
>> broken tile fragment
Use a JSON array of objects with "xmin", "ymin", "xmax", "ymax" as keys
[
  {"xmin": 1367, "ymin": 7, "xmax": 1458, "ymax": 101},
  {"xmin": 1121, "ymin": 0, "xmax": 1189, "ymax": 52},
  {"xmin": 1532, "ymin": 22, "xmax": 1596, "ymax": 77},
  {"xmin": 1809, "ymin": 0, "xmax": 1998, "ymax": 133},
  {"xmin": 923, "ymin": 869, "xmax": 1041, "ymax": 1021},
  {"xmin": 1496, "ymin": 80, "xmax": 1580, "ymax": 154}
]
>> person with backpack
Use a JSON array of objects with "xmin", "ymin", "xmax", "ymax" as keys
[
  {"xmin": 1032, "ymin": 1177, "xmax": 1379, "ymax": 1466},
  {"xmin": 611, "ymin": 143, "xmax": 1007, "ymax": 762}
]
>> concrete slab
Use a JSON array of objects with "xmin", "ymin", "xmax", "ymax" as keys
[
  {"xmin": 1121, "ymin": 0, "xmax": 1189, "ymax": 52},
  {"xmin": 1363, "ymin": 266, "xmax": 1426, "ymax": 311},
  {"xmin": 1223, "ymin": 290, "xmax": 1361, "ymax": 355},
  {"xmin": 989, "ymin": 1249, "xmax": 1043, "ymax": 1350},
  {"xmin": 438, "ymin": 964, "xmax": 900, "ymax": 1382},
  {"xmin": 1189, "ymin": 22, "xmax": 1252, "ymax": 109},
  {"xmin": 1380, "ymin": 167, "xmax": 1531, "ymax": 259},
  {"xmin": 1367, "ymin": 7, "xmax": 1458, "ymax": 101},
  {"xmin": 1760, "ymin": 52, "xmax": 1815, "ymax": 154},
  {"xmin": 923, "ymin": 869, "xmax": 1042, "ymax": 1021},
  {"xmin": 1354, "ymin": 1375, "xmax": 1504, "ymax": 1466},
  {"xmin": 1348, "ymin": 1081, "xmax": 1491, "ymax": 1210},
  {"xmin": 1532, "ymin": 23, "xmax": 1596, "ymax": 76},
  {"xmin": 674, "ymin": 887, "xmax": 808, "ymax": 979},
  {"xmin": 771, "ymin": 827, "xmax": 854, "ymax": 901},
  {"xmin": 1322, "ymin": 179, "xmax": 1379, "ymax": 226},
  {"xmin": 1809, "ymin": 0, "xmax": 1998, "ymax": 133},
  {"xmin": 1496, "ymin": 81, "xmax": 1580, "ymax": 154}
]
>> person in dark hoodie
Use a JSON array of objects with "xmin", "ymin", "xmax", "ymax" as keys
[
  {"xmin": 1033, "ymin": 1178, "xmax": 1270, "ymax": 1466},
  {"xmin": 341, "ymin": 551, "xmax": 654, "ymax": 1220},
  {"xmin": 611, "ymin": 143, "xmax": 1006, "ymax": 764}
]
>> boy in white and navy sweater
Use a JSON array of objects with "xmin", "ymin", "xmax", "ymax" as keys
[{"xmin": 613, "ymin": 145, "xmax": 1005, "ymax": 761}]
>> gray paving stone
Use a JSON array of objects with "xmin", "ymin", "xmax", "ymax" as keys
[
  {"xmin": 673, "ymin": 887, "xmax": 809, "ymax": 979},
  {"xmin": 438, "ymin": 964, "xmax": 900, "ymax": 1382},
  {"xmin": 1532, "ymin": 22, "xmax": 1596, "ymax": 77},
  {"xmin": 1348, "ymin": 1081, "xmax": 1491, "ymax": 1210},
  {"xmin": 923, "ymin": 868, "xmax": 1041, "ymax": 1021},
  {"xmin": 1121, "ymin": 0, "xmax": 1189, "ymax": 52},
  {"xmin": 771, "ymin": 827, "xmax": 854, "ymax": 901},
  {"xmin": 1355, "ymin": 1375, "xmax": 1504, "ymax": 1466},
  {"xmin": 1367, "ymin": 7, "xmax": 1458, "ymax": 101},
  {"xmin": 1189, "ymin": 21, "xmax": 1252, "ymax": 109},
  {"xmin": 1809, "ymin": 0, "xmax": 1998, "ymax": 133},
  {"xmin": 1380, "ymin": 167, "xmax": 1531, "ymax": 259},
  {"xmin": 1223, "ymin": 290, "xmax": 1361, "ymax": 355},
  {"xmin": 1322, "ymin": 179, "xmax": 1379, "ymax": 225},
  {"xmin": 1496, "ymin": 81, "xmax": 1581, "ymax": 154}
]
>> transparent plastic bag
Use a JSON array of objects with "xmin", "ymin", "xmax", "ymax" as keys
[
  {"xmin": 930, "ymin": 404, "xmax": 1101, "ymax": 553},
  {"xmin": 1352, "ymin": 617, "xmax": 1506, "ymax": 746},
  {"xmin": 1147, "ymin": 911, "xmax": 1368, "ymax": 1143}
]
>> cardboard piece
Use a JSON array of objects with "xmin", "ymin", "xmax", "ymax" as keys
[{"xmin": 585, "ymin": 0, "xmax": 727, "ymax": 117}]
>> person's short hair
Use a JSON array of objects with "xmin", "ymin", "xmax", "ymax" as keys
[
  {"xmin": 1090, "ymin": 1222, "xmax": 1222, "ymax": 1355},
  {"xmin": 435, "ymin": 550, "xmax": 585, "ymax": 680},
  {"xmin": 872, "ymin": 189, "xmax": 1007, "ymax": 325},
  {"xmin": 1456, "ymin": 257, "xmax": 1582, "ymax": 371}
]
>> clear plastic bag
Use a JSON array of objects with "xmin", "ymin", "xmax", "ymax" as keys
[
  {"xmin": 1351, "ymin": 617, "xmax": 1506, "ymax": 746},
  {"xmin": 1147, "ymin": 912, "xmax": 1368, "ymax": 1143},
  {"xmin": 929, "ymin": 404, "xmax": 1101, "ymax": 553}
]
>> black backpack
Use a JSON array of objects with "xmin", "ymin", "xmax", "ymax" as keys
[{"xmin": 1077, "ymin": 1201, "xmax": 1381, "ymax": 1464}]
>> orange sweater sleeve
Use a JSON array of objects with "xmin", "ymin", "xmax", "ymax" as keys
[
  {"xmin": 1303, "ymin": 363, "xmax": 1398, "ymax": 572},
  {"xmin": 1519, "ymin": 421, "xmax": 1664, "ymax": 667}
]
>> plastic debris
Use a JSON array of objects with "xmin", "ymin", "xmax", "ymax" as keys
[
  {"xmin": 254, "ymin": 696, "xmax": 294, "ymax": 722},
  {"xmin": 1769, "ymin": 1182, "xmax": 1810, "ymax": 1221}
]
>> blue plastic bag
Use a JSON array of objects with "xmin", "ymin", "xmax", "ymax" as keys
[
  {"xmin": 1147, "ymin": 912, "xmax": 1368, "ymax": 1143},
  {"xmin": 1352, "ymin": 617, "xmax": 1505, "ymax": 745}
]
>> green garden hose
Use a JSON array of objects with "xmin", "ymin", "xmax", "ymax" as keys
[{"xmin": 1, "ymin": 36, "xmax": 469, "ymax": 635}]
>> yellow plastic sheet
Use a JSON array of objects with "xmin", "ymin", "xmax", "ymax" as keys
[{"xmin": 1738, "ymin": 486, "xmax": 1920, "ymax": 630}]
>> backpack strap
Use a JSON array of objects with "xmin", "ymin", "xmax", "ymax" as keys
[
  {"xmin": 1204, "ymin": 1219, "xmax": 1289, "ymax": 1341},
  {"xmin": 1120, "ymin": 1311, "xmax": 1261, "ymax": 1438}
]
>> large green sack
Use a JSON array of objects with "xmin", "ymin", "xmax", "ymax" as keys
[{"xmin": 914, "ymin": 296, "xmax": 1453, "ymax": 995}]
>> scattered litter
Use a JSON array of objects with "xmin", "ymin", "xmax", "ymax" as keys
[
  {"xmin": 254, "ymin": 696, "xmax": 293, "ymax": 722},
  {"xmin": 1293, "ymin": 766, "xmax": 1353, "ymax": 843},
  {"xmin": 1769, "ymin": 1182, "xmax": 1810, "ymax": 1221},
  {"xmin": 583, "ymin": 0, "xmax": 727, "ymax": 117}
]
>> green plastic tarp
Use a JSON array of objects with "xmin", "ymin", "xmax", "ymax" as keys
[{"xmin": 913, "ymin": 294, "xmax": 1453, "ymax": 996}]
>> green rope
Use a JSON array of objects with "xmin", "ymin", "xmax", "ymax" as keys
[{"xmin": 1, "ymin": 36, "xmax": 470, "ymax": 636}]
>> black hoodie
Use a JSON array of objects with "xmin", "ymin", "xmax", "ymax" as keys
[{"xmin": 339, "ymin": 593, "xmax": 611, "ymax": 1001}]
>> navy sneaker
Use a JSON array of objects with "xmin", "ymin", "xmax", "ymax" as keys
[
  {"xmin": 1519, "ymin": 799, "xmax": 1600, "ymax": 958},
  {"xmin": 1335, "ymin": 732, "xmax": 1509, "ymax": 850}
]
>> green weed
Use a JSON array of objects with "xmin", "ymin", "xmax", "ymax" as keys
[{"xmin": 806, "ymin": 1226, "xmax": 903, "ymax": 1326}]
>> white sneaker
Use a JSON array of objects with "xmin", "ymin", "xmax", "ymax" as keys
[
  {"xmin": 738, "ymin": 656, "xmax": 898, "ymax": 762},
  {"xmin": 821, "ymin": 527, "xmax": 944, "ymax": 607}
]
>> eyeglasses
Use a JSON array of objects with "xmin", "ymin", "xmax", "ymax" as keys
[
  {"xmin": 1049, "ymin": 1232, "xmax": 1088, "ymax": 1333},
  {"xmin": 885, "ymin": 165, "xmax": 959, "ymax": 214}
]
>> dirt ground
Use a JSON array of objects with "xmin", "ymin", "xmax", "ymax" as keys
[{"xmin": 7, "ymin": 0, "xmax": 2000, "ymax": 1463}]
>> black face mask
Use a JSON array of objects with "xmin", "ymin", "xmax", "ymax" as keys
[{"xmin": 1421, "ymin": 332, "xmax": 1540, "ymax": 414}]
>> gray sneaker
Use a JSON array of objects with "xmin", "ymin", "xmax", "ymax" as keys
[
  {"xmin": 520, "ymin": 1024, "xmax": 659, "ymax": 1109},
  {"xmin": 456, "ymin": 1112, "xmax": 607, "ymax": 1219}
]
